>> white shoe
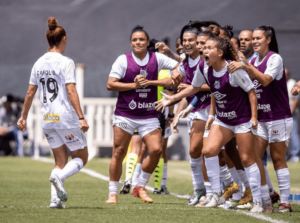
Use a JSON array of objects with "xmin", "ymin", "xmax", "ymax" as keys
[
  {"xmin": 250, "ymin": 200, "xmax": 263, "ymax": 213},
  {"xmin": 205, "ymin": 193, "xmax": 225, "ymax": 208},
  {"xmin": 49, "ymin": 197, "xmax": 65, "ymax": 209},
  {"xmin": 49, "ymin": 174, "xmax": 68, "ymax": 202}
]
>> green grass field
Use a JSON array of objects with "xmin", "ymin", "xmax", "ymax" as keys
[{"xmin": 1, "ymin": 157, "xmax": 299, "ymax": 223}]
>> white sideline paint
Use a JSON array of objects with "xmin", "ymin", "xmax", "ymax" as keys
[{"xmin": 34, "ymin": 157, "xmax": 289, "ymax": 223}]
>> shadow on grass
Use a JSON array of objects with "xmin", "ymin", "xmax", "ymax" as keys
[{"xmin": 66, "ymin": 207, "xmax": 104, "ymax": 209}]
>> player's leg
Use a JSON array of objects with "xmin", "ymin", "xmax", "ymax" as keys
[
  {"xmin": 132, "ymin": 141, "xmax": 146, "ymax": 190},
  {"xmin": 161, "ymin": 135, "xmax": 170, "ymax": 194}
]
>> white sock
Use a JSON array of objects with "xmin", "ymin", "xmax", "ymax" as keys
[
  {"xmin": 236, "ymin": 169, "xmax": 250, "ymax": 189},
  {"xmin": 204, "ymin": 181, "xmax": 213, "ymax": 196},
  {"xmin": 276, "ymin": 168, "xmax": 290, "ymax": 204},
  {"xmin": 261, "ymin": 184, "xmax": 270, "ymax": 203},
  {"xmin": 109, "ymin": 181, "xmax": 119, "ymax": 195},
  {"xmin": 58, "ymin": 158, "xmax": 83, "ymax": 181},
  {"xmin": 229, "ymin": 167, "xmax": 242, "ymax": 201},
  {"xmin": 51, "ymin": 168, "xmax": 62, "ymax": 199},
  {"xmin": 190, "ymin": 156, "xmax": 205, "ymax": 190},
  {"xmin": 220, "ymin": 165, "xmax": 233, "ymax": 187},
  {"xmin": 264, "ymin": 166, "xmax": 275, "ymax": 196},
  {"xmin": 137, "ymin": 170, "xmax": 151, "ymax": 187},
  {"xmin": 161, "ymin": 163, "xmax": 168, "ymax": 186},
  {"xmin": 205, "ymin": 156, "xmax": 221, "ymax": 195},
  {"xmin": 244, "ymin": 163, "xmax": 262, "ymax": 204},
  {"xmin": 132, "ymin": 163, "xmax": 142, "ymax": 188}
]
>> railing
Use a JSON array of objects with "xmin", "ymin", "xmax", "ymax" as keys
[{"xmin": 28, "ymin": 64, "xmax": 179, "ymax": 160}]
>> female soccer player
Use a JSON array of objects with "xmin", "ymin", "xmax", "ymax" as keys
[
  {"xmin": 17, "ymin": 17, "xmax": 89, "ymax": 209},
  {"xmin": 106, "ymin": 26, "xmax": 178, "ymax": 204},
  {"xmin": 156, "ymin": 36, "xmax": 264, "ymax": 212},
  {"xmin": 229, "ymin": 26, "xmax": 293, "ymax": 213}
]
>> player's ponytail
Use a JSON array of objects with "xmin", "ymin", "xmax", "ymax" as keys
[
  {"xmin": 255, "ymin": 25, "xmax": 279, "ymax": 53},
  {"xmin": 46, "ymin": 17, "xmax": 66, "ymax": 49}
]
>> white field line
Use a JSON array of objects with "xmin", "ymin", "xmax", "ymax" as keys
[{"xmin": 33, "ymin": 157, "xmax": 289, "ymax": 223}]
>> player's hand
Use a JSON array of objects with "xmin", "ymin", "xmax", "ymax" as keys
[
  {"xmin": 291, "ymin": 84, "xmax": 300, "ymax": 96},
  {"xmin": 166, "ymin": 117, "xmax": 173, "ymax": 127},
  {"xmin": 177, "ymin": 83, "xmax": 188, "ymax": 92},
  {"xmin": 181, "ymin": 108, "xmax": 191, "ymax": 118},
  {"xmin": 134, "ymin": 75, "xmax": 148, "ymax": 88},
  {"xmin": 250, "ymin": 117, "xmax": 258, "ymax": 130},
  {"xmin": 227, "ymin": 61, "xmax": 242, "ymax": 73},
  {"xmin": 155, "ymin": 42, "xmax": 170, "ymax": 55},
  {"xmin": 80, "ymin": 119, "xmax": 89, "ymax": 133},
  {"xmin": 154, "ymin": 92, "xmax": 174, "ymax": 113},
  {"xmin": 171, "ymin": 111, "xmax": 183, "ymax": 133},
  {"xmin": 171, "ymin": 70, "xmax": 183, "ymax": 87},
  {"xmin": 17, "ymin": 119, "xmax": 27, "ymax": 133},
  {"xmin": 205, "ymin": 116, "xmax": 214, "ymax": 130}
]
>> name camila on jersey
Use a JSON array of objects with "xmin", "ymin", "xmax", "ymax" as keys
[{"xmin": 37, "ymin": 70, "xmax": 57, "ymax": 75}]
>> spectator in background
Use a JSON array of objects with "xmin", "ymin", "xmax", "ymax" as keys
[
  {"xmin": 231, "ymin": 37, "xmax": 240, "ymax": 52},
  {"xmin": 0, "ymin": 94, "xmax": 23, "ymax": 156},
  {"xmin": 286, "ymin": 68, "xmax": 300, "ymax": 162}
]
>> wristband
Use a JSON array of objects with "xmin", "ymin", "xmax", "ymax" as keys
[
  {"xmin": 187, "ymin": 104, "xmax": 195, "ymax": 111},
  {"xmin": 208, "ymin": 115, "xmax": 215, "ymax": 119},
  {"xmin": 168, "ymin": 114, "xmax": 174, "ymax": 118},
  {"xmin": 79, "ymin": 117, "xmax": 85, "ymax": 120},
  {"xmin": 240, "ymin": 61, "xmax": 244, "ymax": 69}
]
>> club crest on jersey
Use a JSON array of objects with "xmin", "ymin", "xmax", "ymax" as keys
[
  {"xmin": 140, "ymin": 69, "xmax": 148, "ymax": 78},
  {"xmin": 129, "ymin": 99, "xmax": 137, "ymax": 110},
  {"xmin": 43, "ymin": 114, "xmax": 61, "ymax": 122},
  {"xmin": 214, "ymin": 80, "xmax": 220, "ymax": 89},
  {"xmin": 213, "ymin": 91, "xmax": 226, "ymax": 101}
]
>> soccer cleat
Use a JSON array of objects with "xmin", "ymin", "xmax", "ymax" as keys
[
  {"xmin": 274, "ymin": 203, "xmax": 293, "ymax": 213},
  {"xmin": 161, "ymin": 185, "xmax": 169, "ymax": 194},
  {"xmin": 237, "ymin": 202, "xmax": 252, "ymax": 209},
  {"xmin": 195, "ymin": 195, "xmax": 212, "ymax": 207},
  {"xmin": 153, "ymin": 188, "xmax": 162, "ymax": 194},
  {"xmin": 270, "ymin": 191, "xmax": 280, "ymax": 204},
  {"xmin": 49, "ymin": 197, "xmax": 65, "ymax": 209},
  {"xmin": 250, "ymin": 200, "xmax": 263, "ymax": 213},
  {"xmin": 120, "ymin": 179, "xmax": 132, "ymax": 194},
  {"xmin": 49, "ymin": 174, "xmax": 68, "ymax": 202},
  {"xmin": 132, "ymin": 186, "xmax": 153, "ymax": 203},
  {"xmin": 262, "ymin": 198, "xmax": 274, "ymax": 213},
  {"xmin": 106, "ymin": 194, "xmax": 118, "ymax": 204},
  {"xmin": 238, "ymin": 188, "xmax": 252, "ymax": 205},
  {"xmin": 188, "ymin": 189, "xmax": 206, "ymax": 205},
  {"xmin": 223, "ymin": 182, "xmax": 239, "ymax": 201},
  {"xmin": 205, "ymin": 193, "xmax": 225, "ymax": 208}
]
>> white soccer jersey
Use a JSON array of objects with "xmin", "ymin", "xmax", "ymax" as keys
[{"xmin": 29, "ymin": 52, "xmax": 80, "ymax": 129}]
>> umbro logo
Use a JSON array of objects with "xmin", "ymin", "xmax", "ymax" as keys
[
  {"xmin": 253, "ymin": 80, "xmax": 261, "ymax": 89},
  {"xmin": 213, "ymin": 91, "xmax": 226, "ymax": 101}
]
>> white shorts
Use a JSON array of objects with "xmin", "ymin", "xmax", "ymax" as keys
[
  {"xmin": 164, "ymin": 126, "xmax": 172, "ymax": 139},
  {"xmin": 212, "ymin": 118, "xmax": 252, "ymax": 134},
  {"xmin": 187, "ymin": 112, "xmax": 195, "ymax": 134},
  {"xmin": 113, "ymin": 115, "xmax": 160, "ymax": 138},
  {"xmin": 253, "ymin": 118, "xmax": 293, "ymax": 145},
  {"xmin": 43, "ymin": 128, "xmax": 87, "ymax": 151},
  {"xmin": 193, "ymin": 107, "xmax": 210, "ymax": 122}
]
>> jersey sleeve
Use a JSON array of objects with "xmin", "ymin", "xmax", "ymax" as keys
[
  {"xmin": 231, "ymin": 69, "xmax": 254, "ymax": 92},
  {"xmin": 64, "ymin": 59, "xmax": 76, "ymax": 84},
  {"xmin": 265, "ymin": 54, "xmax": 284, "ymax": 80},
  {"xmin": 177, "ymin": 62, "xmax": 186, "ymax": 76},
  {"xmin": 191, "ymin": 65, "xmax": 206, "ymax": 87},
  {"xmin": 190, "ymin": 96, "xmax": 198, "ymax": 107},
  {"xmin": 156, "ymin": 52, "xmax": 178, "ymax": 71},
  {"xmin": 109, "ymin": 55, "xmax": 127, "ymax": 80},
  {"xmin": 29, "ymin": 67, "xmax": 37, "ymax": 85}
]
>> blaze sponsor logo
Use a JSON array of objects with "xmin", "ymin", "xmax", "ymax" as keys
[
  {"xmin": 216, "ymin": 110, "xmax": 237, "ymax": 119},
  {"xmin": 253, "ymin": 80, "xmax": 261, "ymax": 89},
  {"xmin": 64, "ymin": 134, "xmax": 81, "ymax": 146},
  {"xmin": 214, "ymin": 80, "xmax": 220, "ymax": 89},
  {"xmin": 257, "ymin": 104, "xmax": 271, "ymax": 112},
  {"xmin": 129, "ymin": 100, "xmax": 137, "ymax": 110},
  {"xmin": 138, "ymin": 102, "xmax": 155, "ymax": 110},
  {"xmin": 44, "ymin": 114, "xmax": 61, "ymax": 122},
  {"xmin": 139, "ymin": 93, "xmax": 147, "ymax": 98},
  {"xmin": 213, "ymin": 91, "xmax": 226, "ymax": 101}
]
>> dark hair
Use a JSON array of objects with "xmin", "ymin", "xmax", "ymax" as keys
[
  {"xmin": 254, "ymin": 26, "xmax": 279, "ymax": 53},
  {"xmin": 208, "ymin": 24, "xmax": 220, "ymax": 36},
  {"xmin": 198, "ymin": 30, "xmax": 214, "ymax": 37},
  {"xmin": 208, "ymin": 36, "xmax": 239, "ymax": 61},
  {"xmin": 130, "ymin": 25, "xmax": 149, "ymax": 41},
  {"xmin": 231, "ymin": 37, "xmax": 240, "ymax": 48},
  {"xmin": 220, "ymin": 25, "xmax": 233, "ymax": 38},
  {"xmin": 183, "ymin": 27, "xmax": 199, "ymax": 37},
  {"xmin": 147, "ymin": 39, "xmax": 159, "ymax": 52},
  {"xmin": 46, "ymin": 17, "xmax": 66, "ymax": 49}
]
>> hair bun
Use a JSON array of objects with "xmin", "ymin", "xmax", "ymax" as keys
[
  {"xmin": 48, "ymin": 17, "xmax": 58, "ymax": 31},
  {"xmin": 224, "ymin": 25, "xmax": 233, "ymax": 31}
]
